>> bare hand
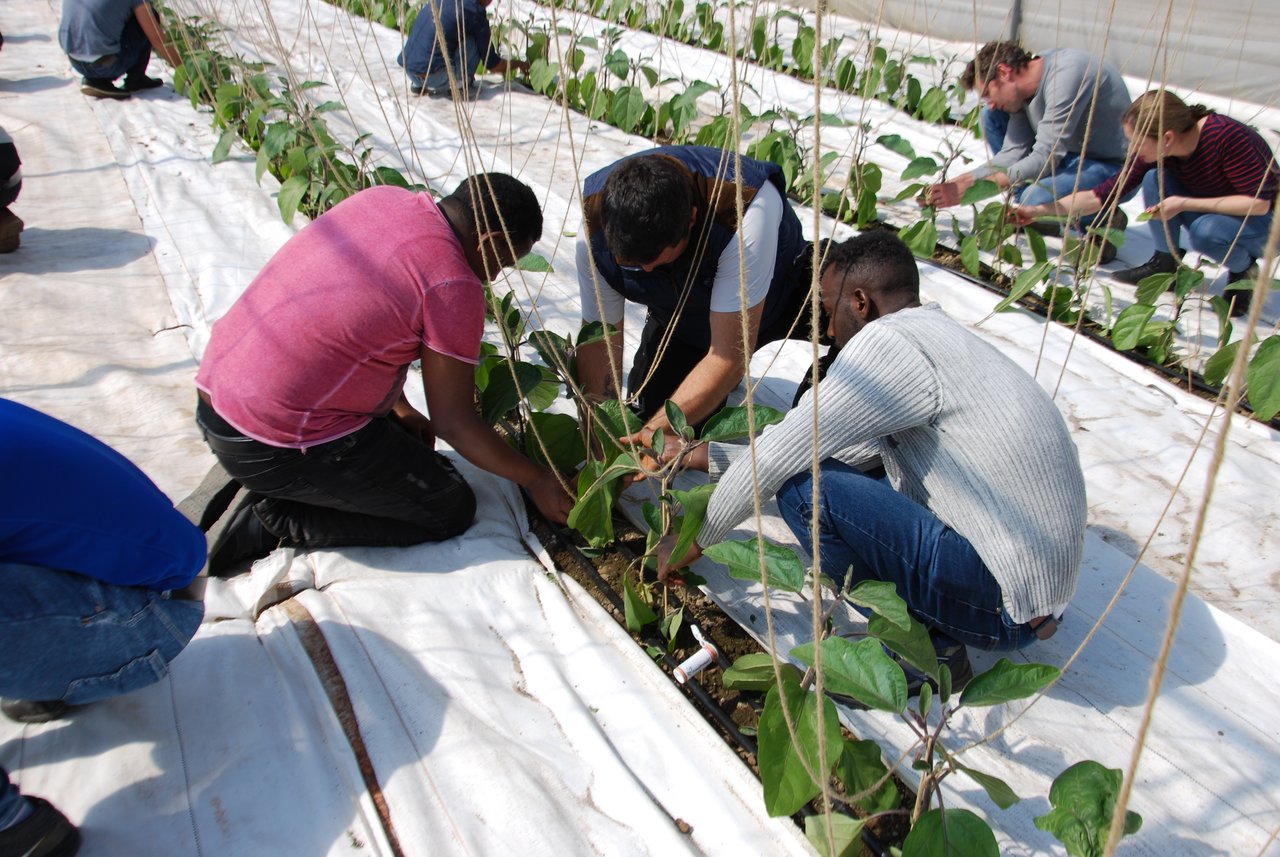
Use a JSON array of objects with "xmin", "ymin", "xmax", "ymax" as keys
[
  {"xmin": 1009, "ymin": 204, "xmax": 1046, "ymax": 227},
  {"xmin": 921, "ymin": 181, "xmax": 962, "ymax": 208},
  {"xmin": 528, "ymin": 469, "xmax": 574, "ymax": 524},
  {"xmin": 393, "ymin": 408, "xmax": 436, "ymax": 449},
  {"xmin": 656, "ymin": 532, "xmax": 703, "ymax": 586},
  {"xmin": 1145, "ymin": 196, "xmax": 1186, "ymax": 222}
]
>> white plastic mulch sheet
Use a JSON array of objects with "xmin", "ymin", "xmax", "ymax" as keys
[{"xmin": 2, "ymin": 0, "xmax": 1279, "ymax": 855}]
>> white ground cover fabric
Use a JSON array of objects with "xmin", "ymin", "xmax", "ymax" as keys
[{"xmin": 1, "ymin": 0, "xmax": 1278, "ymax": 854}]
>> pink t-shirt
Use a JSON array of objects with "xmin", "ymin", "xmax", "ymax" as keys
[{"xmin": 196, "ymin": 187, "xmax": 485, "ymax": 449}]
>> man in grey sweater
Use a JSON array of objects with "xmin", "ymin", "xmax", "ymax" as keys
[
  {"xmin": 658, "ymin": 232, "xmax": 1087, "ymax": 685},
  {"xmin": 923, "ymin": 41, "xmax": 1131, "ymax": 239}
]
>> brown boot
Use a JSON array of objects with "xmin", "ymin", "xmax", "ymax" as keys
[{"xmin": 0, "ymin": 207, "xmax": 22, "ymax": 252}]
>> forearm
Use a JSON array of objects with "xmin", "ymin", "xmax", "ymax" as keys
[
  {"xmin": 136, "ymin": 4, "xmax": 183, "ymax": 68},
  {"xmin": 1181, "ymin": 195, "xmax": 1273, "ymax": 218},
  {"xmin": 647, "ymin": 350, "xmax": 745, "ymax": 432},
  {"xmin": 1026, "ymin": 190, "xmax": 1103, "ymax": 218},
  {"xmin": 577, "ymin": 328, "xmax": 624, "ymax": 400},
  {"xmin": 437, "ymin": 413, "xmax": 547, "ymax": 489}
]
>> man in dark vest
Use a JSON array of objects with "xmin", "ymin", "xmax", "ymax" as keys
[{"xmin": 575, "ymin": 146, "xmax": 825, "ymax": 444}]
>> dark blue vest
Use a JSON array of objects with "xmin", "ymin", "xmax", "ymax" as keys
[{"xmin": 582, "ymin": 146, "xmax": 806, "ymax": 350}]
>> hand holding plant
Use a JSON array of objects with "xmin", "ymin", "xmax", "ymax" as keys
[{"xmin": 656, "ymin": 531, "xmax": 703, "ymax": 586}]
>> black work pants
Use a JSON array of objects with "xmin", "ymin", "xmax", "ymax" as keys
[{"xmin": 196, "ymin": 398, "xmax": 476, "ymax": 549}]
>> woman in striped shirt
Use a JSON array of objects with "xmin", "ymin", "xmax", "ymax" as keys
[{"xmin": 1015, "ymin": 90, "xmax": 1277, "ymax": 317}]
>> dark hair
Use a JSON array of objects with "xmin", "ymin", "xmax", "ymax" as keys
[
  {"xmin": 821, "ymin": 231, "xmax": 920, "ymax": 297},
  {"xmin": 961, "ymin": 41, "xmax": 1035, "ymax": 91},
  {"xmin": 1123, "ymin": 89, "xmax": 1213, "ymax": 138},
  {"xmin": 445, "ymin": 172, "xmax": 543, "ymax": 247},
  {"xmin": 600, "ymin": 155, "xmax": 694, "ymax": 264}
]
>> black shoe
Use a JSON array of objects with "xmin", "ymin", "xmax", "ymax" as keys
[
  {"xmin": 207, "ymin": 497, "xmax": 277, "ymax": 577},
  {"xmin": 124, "ymin": 74, "xmax": 164, "ymax": 92},
  {"xmin": 1226, "ymin": 263, "xmax": 1259, "ymax": 318},
  {"xmin": 0, "ymin": 207, "xmax": 22, "ymax": 254},
  {"xmin": 1094, "ymin": 209, "xmax": 1127, "ymax": 265},
  {"xmin": 0, "ymin": 797, "xmax": 81, "ymax": 857},
  {"xmin": 1114, "ymin": 250, "xmax": 1177, "ymax": 285},
  {"xmin": 1, "ymin": 699, "xmax": 70, "ymax": 724},
  {"xmin": 80, "ymin": 77, "xmax": 130, "ymax": 99}
]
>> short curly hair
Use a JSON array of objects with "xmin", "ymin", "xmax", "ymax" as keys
[
  {"xmin": 600, "ymin": 155, "xmax": 694, "ymax": 264},
  {"xmin": 961, "ymin": 41, "xmax": 1035, "ymax": 91},
  {"xmin": 445, "ymin": 173, "xmax": 543, "ymax": 248},
  {"xmin": 821, "ymin": 231, "xmax": 919, "ymax": 298}
]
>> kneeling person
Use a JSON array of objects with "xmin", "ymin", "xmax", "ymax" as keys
[
  {"xmin": 196, "ymin": 176, "xmax": 572, "ymax": 574},
  {"xmin": 660, "ymin": 232, "xmax": 1086, "ymax": 685}
]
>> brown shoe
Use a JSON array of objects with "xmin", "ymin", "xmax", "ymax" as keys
[{"xmin": 0, "ymin": 207, "xmax": 22, "ymax": 253}]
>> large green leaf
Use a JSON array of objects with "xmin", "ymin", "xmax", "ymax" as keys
[
  {"xmin": 835, "ymin": 738, "xmax": 899, "ymax": 814},
  {"xmin": 668, "ymin": 483, "xmax": 713, "ymax": 566},
  {"xmin": 845, "ymin": 579, "xmax": 911, "ymax": 630},
  {"xmin": 604, "ymin": 48, "xmax": 630, "ymax": 80},
  {"xmin": 867, "ymin": 613, "xmax": 937, "ymax": 680},
  {"xmin": 704, "ymin": 537, "xmax": 806, "ymax": 592},
  {"xmin": 479, "ymin": 360, "xmax": 544, "ymax": 424},
  {"xmin": 1133, "ymin": 272, "xmax": 1175, "ymax": 306},
  {"xmin": 993, "ymin": 261, "xmax": 1054, "ymax": 313},
  {"xmin": 959, "ymin": 179, "xmax": 1000, "ymax": 206},
  {"xmin": 610, "ymin": 85, "xmax": 648, "ymax": 133},
  {"xmin": 1247, "ymin": 335, "xmax": 1280, "ymax": 420},
  {"xmin": 1110, "ymin": 304, "xmax": 1157, "ymax": 351},
  {"xmin": 525, "ymin": 411, "xmax": 585, "ymax": 474},
  {"xmin": 899, "ymin": 218, "xmax": 938, "ymax": 259},
  {"xmin": 901, "ymin": 156, "xmax": 941, "ymax": 181},
  {"xmin": 791, "ymin": 637, "xmax": 907, "ymax": 712},
  {"xmin": 960, "ymin": 234, "xmax": 980, "ymax": 276},
  {"xmin": 664, "ymin": 399, "xmax": 691, "ymax": 439},
  {"xmin": 517, "ymin": 253, "xmax": 553, "ymax": 272},
  {"xmin": 567, "ymin": 452, "xmax": 638, "ymax": 546},
  {"xmin": 276, "ymin": 175, "xmax": 310, "ymax": 224},
  {"xmin": 804, "ymin": 813, "xmax": 866, "ymax": 857},
  {"xmin": 902, "ymin": 808, "xmax": 999, "ymax": 857},
  {"xmin": 1033, "ymin": 761, "xmax": 1142, "ymax": 857},
  {"xmin": 1202, "ymin": 341, "xmax": 1241, "ymax": 388},
  {"xmin": 526, "ymin": 329, "xmax": 572, "ymax": 377},
  {"xmin": 592, "ymin": 398, "xmax": 643, "ymax": 459},
  {"xmin": 960, "ymin": 658, "xmax": 1060, "ymax": 707},
  {"xmin": 699, "ymin": 404, "xmax": 785, "ymax": 441},
  {"xmin": 722, "ymin": 652, "xmax": 801, "ymax": 691},
  {"xmin": 758, "ymin": 677, "xmax": 844, "ymax": 817},
  {"xmin": 875, "ymin": 133, "xmax": 916, "ymax": 160}
]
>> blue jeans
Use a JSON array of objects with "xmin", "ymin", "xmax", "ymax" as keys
[
  {"xmin": 0, "ymin": 768, "xmax": 21, "ymax": 831},
  {"xmin": 981, "ymin": 107, "xmax": 1009, "ymax": 156},
  {"xmin": 0, "ymin": 563, "xmax": 202, "ymax": 706},
  {"xmin": 1143, "ymin": 170, "xmax": 1273, "ymax": 272},
  {"xmin": 406, "ymin": 37, "xmax": 483, "ymax": 95},
  {"xmin": 777, "ymin": 461, "xmax": 1040, "ymax": 652},
  {"xmin": 68, "ymin": 13, "xmax": 152, "ymax": 83}
]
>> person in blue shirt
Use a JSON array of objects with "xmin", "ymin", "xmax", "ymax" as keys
[
  {"xmin": 58, "ymin": 0, "xmax": 184, "ymax": 99},
  {"xmin": 396, "ymin": 0, "xmax": 528, "ymax": 98},
  {"xmin": 0, "ymin": 399, "xmax": 207, "ymax": 856}
]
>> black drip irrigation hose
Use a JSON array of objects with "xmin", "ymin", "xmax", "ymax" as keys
[
  {"xmin": 916, "ymin": 255, "xmax": 1280, "ymax": 431},
  {"xmin": 527, "ymin": 502, "xmax": 892, "ymax": 857}
]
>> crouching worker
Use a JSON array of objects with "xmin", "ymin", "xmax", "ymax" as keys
[
  {"xmin": 0, "ymin": 398, "xmax": 207, "ymax": 856},
  {"xmin": 195, "ymin": 176, "xmax": 573, "ymax": 576},
  {"xmin": 658, "ymin": 232, "xmax": 1086, "ymax": 689}
]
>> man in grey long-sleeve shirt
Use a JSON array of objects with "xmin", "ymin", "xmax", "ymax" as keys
[
  {"xmin": 924, "ymin": 42, "xmax": 1131, "ymax": 233},
  {"xmin": 658, "ymin": 232, "xmax": 1087, "ymax": 686}
]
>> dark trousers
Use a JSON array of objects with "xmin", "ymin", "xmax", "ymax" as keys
[
  {"xmin": 628, "ymin": 262, "xmax": 834, "ymax": 423},
  {"xmin": 68, "ymin": 14, "xmax": 152, "ymax": 83},
  {"xmin": 196, "ymin": 399, "xmax": 476, "ymax": 548}
]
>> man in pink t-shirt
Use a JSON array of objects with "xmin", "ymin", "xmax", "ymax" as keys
[{"xmin": 195, "ymin": 175, "xmax": 572, "ymax": 574}]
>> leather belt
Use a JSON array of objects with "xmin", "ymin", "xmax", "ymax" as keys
[{"xmin": 1028, "ymin": 614, "xmax": 1061, "ymax": 641}]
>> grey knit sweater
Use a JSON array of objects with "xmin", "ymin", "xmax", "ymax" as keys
[
  {"xmin": 986, "ymin": 48, "xmax": 1131, "ymax": 186},
  {"xmin": 700, "ymin": 303, "xmax": 1087, "ymax": 623}
]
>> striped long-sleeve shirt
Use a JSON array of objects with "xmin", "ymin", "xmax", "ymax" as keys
[
  {"xmin": 700, "ymin": 304, "xmax": 1087, "ymax": 624},
  {"xmin": 1093, "ymin": 113, "xmax": 1279, "ymax": 204}
]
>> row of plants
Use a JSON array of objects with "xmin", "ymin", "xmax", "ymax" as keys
[{"xmin": 496, "ymin": 0, "xmax": 1280, "ymax": 421}]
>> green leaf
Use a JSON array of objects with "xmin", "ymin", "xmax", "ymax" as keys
[
  {"xmin": 277, "ymin": 175, "xmax": 310, "ymax": 224},
  {"xmin": 1171, "ymin": 265, "xmax": 1204, "ymax": 301},
  {"xmin": 954, "ymin": 761, "xmax": 1021, "ymax": 809},
  {"xmin": 835, "ymin": 738, "xmax": 899, "ymax": 814},
  {"xmin": 517, "ymin": 253, "xmax": 553, "ymax": 272},
  {"xmin": 960, "ymin": 234, "xmax": 981, "ymax": 276},
  {"xmin": 722, "ymin": 652, "xmax": 801, "ymax": 691},
  {"xmin": 867, "ymin": 612, "xmax": 937, "ymax": 679},
  {"xmin": 1110, "ymin": 304, "xmax": 1157, "ymax": 351},
  {"xmin": 902, "ymin": 808, "xmax": 999, "ymax": 857},
  {"xmin": 1202, "ymin": 341, "xmax": 1241, "ymax": 387},
  {"xmin": 592, "ymin": 398, "xmax": 643, "ymax": 458},
  {"xmin": 899, "ymin": 219, "xmax": 938, "ymax": 259},
  {"xmin": 260, "ymin": 121, "xmax": 296, "ymax": 158},
  {"xmin": 1247, "ymin": 336, "xmax": 1280, "ymax": 420},
  {"xmin": 668, "ymin": 483, "xmax": 713, "ymax": 566},
  {"xmin": 567, "ymin": 452, "xmax": 638, "ymax": 546},
  {"xmin": 1135, "ymin": 211, "xmax": 1153, "ymax": 222},
  {"xmin": 479, "ymin": 360, "xmax": 544, "ymax": 424},
  {"xmin": 845, "ymin": 579, "xmax": 912, "ymax": 629},
  {"xmin": 1026, "ymin": 224, "xmax": 1048, "ymax": 265},
  {"xmin": 699, "ymin": 404, "xmax": 785, "ymax": 441},
  {"xmin": 758, "ymin": 676, "xmax": 844, "ymax": 817},
  {"xmin": 901, "ymin": 156, "xmax": 941, "ymax": 181},
  {"xmin": 664, "ymin": 399, "xmax": 691, "ymax": 439},
  {"xmin": 804, "ymin": 813, "xmax": 866, "ymax": 857},
  {"xmin": 791, "ymin": 636, "xmax": 907, "ymax": 712},
  {"xmin": 1034, "ymin": 761, "xmax": 1142, "ymax": 857},
  {"xmin": 610, "ymin": 85, "xmax": 648, "ymax": 133},
  {"xmin": 604, "ymin": 48, "xmax": 629, "ymax": 80},
  {"xmin": 1133, "ymin": 272, "xmax": 1175, "ymax": 306},
  {"xmin": 992, "ymin": 261, "xmax": 1054, "ymax": 314},
  {"xmin": 529, "ymin": 58, "xmax": 556, "ymax": 95},
  {"xmin": 660, "ymin": 605, "xmax": 683, "ymax": 649},
  {"xmin": 527, "ymin": 329, "xmax": 571, "ymax": 375},
  {"xmin": 959, "ymin": 179, "xmax": 1000, "ymax": 206},
  {"xmin": 525, "ymin": 411, "xmax": 585, "ymax": 473},
  {"xmin": 960, "ymin": 658, "xmax": 1060, "ymax": 707},
  {"xmin": 705, "ymin": 537, "xmax": 806, "ymax": 592},
  {"xmin": 212, "ymin": 129, "xmax": 237, "ymax": 165},
  {"xmin": 876, "ymin": 133, "xmax": 916, "ymax": 160},
  {"xmin": 622, "ymin": 571, "xmax": 658, "ymax": 632}
]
